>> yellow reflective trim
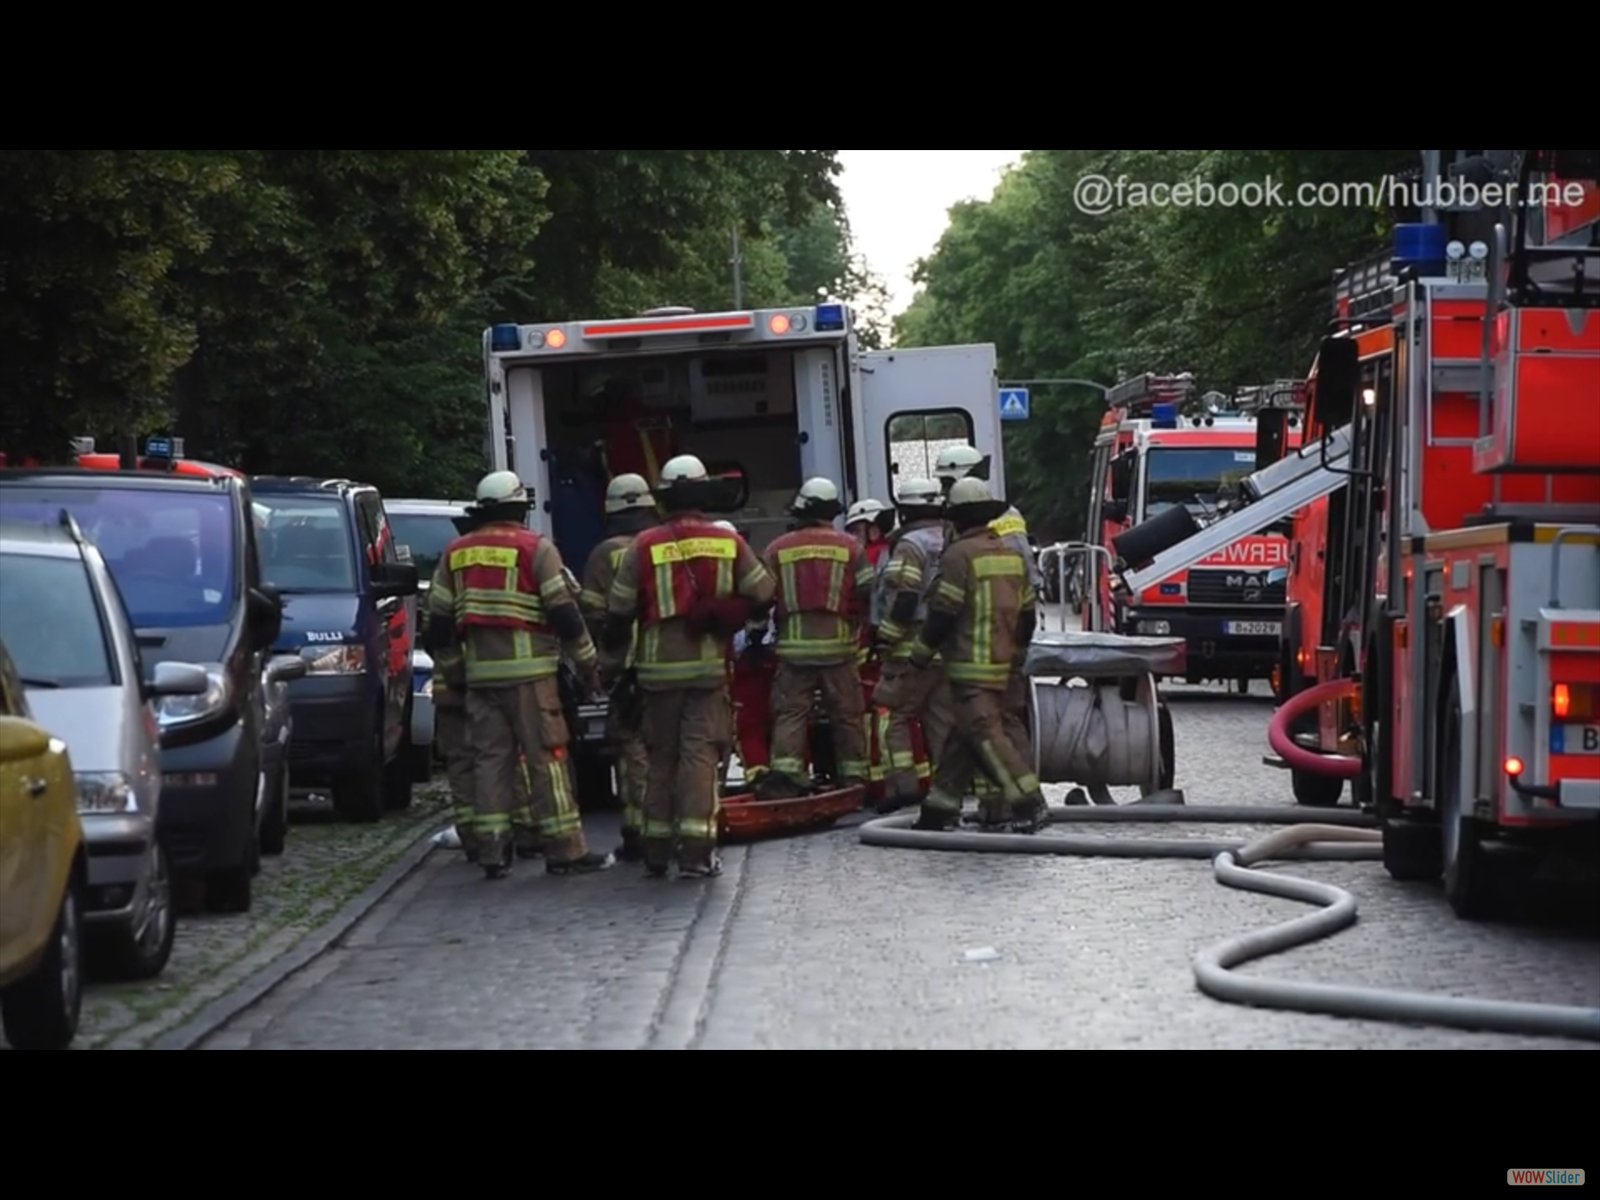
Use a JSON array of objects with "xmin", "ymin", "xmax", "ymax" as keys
[
  {"xmin": 973, "ymin": 555, "xmax": 1024, "ymax": 578},
  {"xmin": 449, "ymin": 545, "xmax": 518, "ymax": 570},
  {"xmin": 990, "ymin": 514, "xmax": 1026, "ymax": 538},
  {"xmin": 650, "ymin": 537, "xmax": 736, "ymax": 564},
  {"xmin": 776, "ymin": 544, "xmax": 850, "ymax": 564},
  {"xmin": 935, "ymin": 580, "xmax": 964, "ymax": 604}
]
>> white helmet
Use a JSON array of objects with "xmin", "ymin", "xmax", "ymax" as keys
[
  {"xmin": 605, "ymin": 472, "xmax": 654, "ymax": 514},
  {"xmin": 711, "ymin": 520, "xmax": 737, "ymax": 532},
  {"xmin": 946, "ymin": 476, "xmax": 996, "ymax": 507},
  {"xmin": 789, "ymin": 476, "xmax": 843, "ymax": 520},
  {"xmin": 476, "ymin": 469, "xmax": 529, "ymax": 505},
  {"xmin": 845, "ymin": 498, "xmax": 891, "ymax": 526},
  {"xmin": 656, "ymin": 453, "xmax": 708, "ymax": 492},
  {"xmin": 894, "ymin": 476, "xmax": 943, "ymax": 508},
  {"xmin": 933, "ymin": 444, "xmax": 987, "ymax": 482}
]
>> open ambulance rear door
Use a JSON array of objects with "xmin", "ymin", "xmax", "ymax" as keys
[{"xmin": 854, "ymin": 345, "xmax": 1001, "ymax": 504}]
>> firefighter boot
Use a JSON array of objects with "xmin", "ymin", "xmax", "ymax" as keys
[
  {"xmin": 754, "ymin": 771, "xmax": 807, "ymax": 801},
  {"xmin": 480, "ymin": 837, "xmax": 513, "ymax": 881},
  {"xmin": 1009, "ymin": 791, "xmax": 1048, "ymax": 835},
  {"xmin": 614, "ymin": 828, "xmax": 645, "ymax": 862},
  {"xmin": 913, "ymin": 790, "xmax": 962, "ymax": 832}
]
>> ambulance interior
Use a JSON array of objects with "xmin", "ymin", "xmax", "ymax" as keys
[{"xmin": 533, "ymin": 347, "xmax": 805, "ymax": 568}]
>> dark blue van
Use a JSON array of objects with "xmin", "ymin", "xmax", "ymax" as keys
[{"xmin": 249, "ymin": 478, "xmax": 418, "ymax": 822}]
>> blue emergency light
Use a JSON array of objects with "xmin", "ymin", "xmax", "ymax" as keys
[
  {"xmin": 143, "ymin": 435, "xmax": 175, "ymax": 459},
  {"xmin": 1150, "ymin": 402, "xmax": 1179, "ymax": 429},
  {"xmin": 490, "ymin": 324, "xmax": 522, "ymax": 352},
  {"xmin": 814, "ymin": 303, "xmax": 846, "ymax": 332}
]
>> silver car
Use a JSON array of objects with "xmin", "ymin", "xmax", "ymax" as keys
[{"xmin": 0, "ymin": 514, "xmax": 209, "ymax": 981}]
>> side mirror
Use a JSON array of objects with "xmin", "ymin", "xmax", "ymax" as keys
[
  {"xmin": 1254, "ymin": 409, "xmax": 1289, "ymax": 469},
  {"xmin": 1102, "ymin": 499, "xmax": 1128, "ymax": 523},
  {"xmin": 371, "ymin": 561, "xmax": 419, "ymax": 599},
  {"xmin": 1313, "ymin": 336, "xmax": 1360, "ymax": 430},
  {"xmin": 266, "ymin": 654, "xmax": 308, "ymax": 684},
  {"xmin": 0, "ymin": 716, "xmax": 52, "ymax": 764},
  {"xmin": 248, "ymin": 584, "xmax": 283, "ymax": 650},
  {"xmin": 147, "ymin": 661, "xmax": 209, "ymax": 698}
]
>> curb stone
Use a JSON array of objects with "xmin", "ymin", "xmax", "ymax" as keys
[{"xmin": 150, "ymin": 827, "xmax": 446, "ymax": 1050}]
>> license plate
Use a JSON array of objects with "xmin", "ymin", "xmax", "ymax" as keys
[
  {"xmin": 1225, "ymin": 621, "xmax": 1280, "ymax": 636},
  {"xmin": 1554, "ymin": 724, "xmax": 1600, "ymax": 755}
]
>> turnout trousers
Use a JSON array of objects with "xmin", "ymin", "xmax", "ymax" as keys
[
  {"xmin": 769, "ymin": 659, "xmax": 868, "ymax": 787},
  {"xmin": 438, "ymin": 696, "xmax": 537, "ymax": 858},
  {"xmin": 921, "ymin": 684, "xmax": 1046, "ymax": 830},
  {"xmin": 466, "ymin": 678, "xmax": 591, "ymax": 866},
  {"xmin": 970, "ymin": 670, "xmax": 1035, "ymax": 824},
  {"xmin": 859, "ymin": 659, "xmax": 931, "ymax": 804},
  {"xmin": 873, "ymin": 659, "xmax": 954, "ymax": 806},
  {"xmin": 640, "ymin": 683, "xmax": 732, "ymax": 874},
  {"xmin": 605, "ymin": 698, "xmax": 650, "ymax": 842}
]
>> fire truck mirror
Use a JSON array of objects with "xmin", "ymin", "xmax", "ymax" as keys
[
  {"xmin": 1254, "ymin": 409, "xmax": 1289, "ymax": 469},
  {"xmin": 1109, "ymin": 452, "xmax": 1135, "ymax": 500},
  {"xmin": 1313, "ymin": 336, "xmax": 1360, "ymax": 429}
]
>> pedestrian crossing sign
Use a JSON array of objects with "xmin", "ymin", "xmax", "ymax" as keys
[{"xmin": 999, "ymin": 388, "xmax": 1029, "ymax": 421}]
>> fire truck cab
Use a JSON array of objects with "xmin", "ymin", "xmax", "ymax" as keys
[{"xmin": 1085, "ymin": 372, "xmax": 1300, "ymax": 691}]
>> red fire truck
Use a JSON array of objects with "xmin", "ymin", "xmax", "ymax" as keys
[
  {"xmin": 1084, "ymin": 372, "xmax": 1301, "ymax": 691},
  {"xmin": 1268, "ymin": 150, "xmax": 1600, "ymax": 917}
]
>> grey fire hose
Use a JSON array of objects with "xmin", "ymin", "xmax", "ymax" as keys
[{"xmin": 860, "ymin": 805, "xmax": 1600, "ymax": 1043}]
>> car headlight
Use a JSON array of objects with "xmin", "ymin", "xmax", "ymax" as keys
[
  {"xmin": 1136, "ymin": 619, "xmax": 1171, "ymax": 636},
  {"xmin": 77, "ymin": 770, "xmax": 139, "ymax": 814},
  {"xmin": 303, "ymin": 644, "xmax": 365, "ymax": 674},
  {"xmin": 156, "ymin": 665, "xmax": 231, "ymax": 727}
]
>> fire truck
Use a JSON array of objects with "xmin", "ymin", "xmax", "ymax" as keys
[
  {"xmin": 1083, "ymin": 371, "xmax": 1301, "ymax": 691},
  {"xmin": 481, "ymin": 302, "xmax": 1003, "ymax": 811},
  {"xmin": 1114, "ymin": 150, "xmax": 1600, "ymax": 917}
]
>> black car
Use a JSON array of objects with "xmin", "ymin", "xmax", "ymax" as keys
[
  {"xmin": 0, "ymin": 469, "xmax": 283, "ymax": 913},
  {"xmin": 249, "ymin": 477, "xmax": 419, "ymax": 821}
]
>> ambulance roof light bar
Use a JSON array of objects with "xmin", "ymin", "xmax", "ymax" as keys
[
  {"xmin": 487, "ymin": 303, "xmax": 851, "ymax": 355},
  {"xmin": 1106, "ymin": 371, "xmax": 1195, "ymax": 417}
]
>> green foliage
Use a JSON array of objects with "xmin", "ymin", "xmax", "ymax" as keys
[
  {"xmin": 894, "ymin": 149, "xmax": 1414, "ymax": 540},
  {"xmin": 1, "ymin": 150, "xmax": 891, "ymax": 497}
]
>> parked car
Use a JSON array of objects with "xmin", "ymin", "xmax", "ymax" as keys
[
  {"xmin": 0, "ymin": 513, "xmax": 217, "ymax": 979},
  {"xmin": 385, "ymin": 498, "xmax": 475, "ymax": 779},
  {"xmin": 0, "ymin": 469, "xmax": 285, "ymax": 914},
  {"xmin": 0, "ymin": 637, "xmax": 86, "ymax": 1050},
  {"xmin": 259, "ymin": 651, "xmax": 308, "ymax": 855},
  {"xmin": 249, "ymin": 477, "xmax": 418, "ymax": 822}
]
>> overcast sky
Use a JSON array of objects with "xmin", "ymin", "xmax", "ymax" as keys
[{"xmin": 835, "ymin": 150, "xmax": 1024, "ymax": 317}]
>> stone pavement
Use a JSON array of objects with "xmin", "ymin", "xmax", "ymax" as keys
[{"xmin": 202, "ymin": 680, "xmax": 1600, "ymax": 1050}]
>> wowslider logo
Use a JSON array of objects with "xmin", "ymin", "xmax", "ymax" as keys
[{"xmin": 1508, "ymin": 1170, "xmax": 1584, "ymax": 1185}]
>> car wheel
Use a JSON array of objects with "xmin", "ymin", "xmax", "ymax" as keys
[
  {"xmin": 91, "ymin": 840, "xmax": 176, "ymax": 982},
  {"xmin": 383, "ymin": 697, "xmax": 415, "ymax": 811},
  {"xmin": 409, "ymin": 736, "xmax": 434, "ymax": 783},
  {"xmin": 259, "ymin": 763, "xmax": 289, "ymax": 857},
  {"xmin": 205, "ymin": 782, "xmax": 259, "ymax": 914},
  {"xmin": 333, "ymin": 721, "xmax": 384, "ymax": 823},
  {"xmin": 2, "ymin": 875, "xmax": 83, "ymax": 1050}
]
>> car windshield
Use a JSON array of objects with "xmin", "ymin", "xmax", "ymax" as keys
[
  {"xmin": 1143, "ymin": 446, "xmax": 1256, "ymax": 515},
  {"xmin": 0, "ymin": 552, "xmax": 115, "ymax": 687},
  {"xmin": 0, "ymin": 487, "xmax": 237, "ymax": 628},
  {"xmin": 386, "ymin": 513, "xmax": 459, "ymax": 583},
  {"xmin": 254, "ymin": 496, "xmax": 357, "ymax": 592}
]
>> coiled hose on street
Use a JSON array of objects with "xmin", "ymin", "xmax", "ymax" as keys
[{"xmin": 859, "ymin": 795, "xmax": 1600, "ymax": 1043}]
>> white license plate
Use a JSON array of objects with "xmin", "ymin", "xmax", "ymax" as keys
[
  {"xmin": 1557, "ymin": 724, "xmax": 1600, "ymax": 755},
  {"xmin": 1225, "ymin": 621, "xmax": 1281, "ymax": 636}
]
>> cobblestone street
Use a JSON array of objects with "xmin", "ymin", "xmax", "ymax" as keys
[
  {"xmin": 70, "ymin": 788, "xmax": 449, "ymax": 1050},
  {"xmin": 202, "ymin": 680, "xmax": 1600, "ymax": 1051}
]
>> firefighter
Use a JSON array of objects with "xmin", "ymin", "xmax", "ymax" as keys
[
  {"xmin": 599, "ymin": 454, "xmax": 775, "ymax": 878},
  {"xmin": 846, "ymin": 497, "xmax": 894, "ymax": 802},
  {"xmin": 870, "ymin": 476, "xmax": 953, "ymax": 813},
  {"xmin": 429, "ymin": 470, "xmax": 614, "ymax": 879},
  {"xmin": 578, "ymin": 472, "xmax": 659, "ymax": 862},
  {"xmin": 845, "ymin": 497, "xmax": 895, "ymax": 562},
  {"xmin": 752, "ymin": 479, "xmax": 874, "ymax": 799},
  {"xmin": 908, "ymin": 476, "xmax": 1046, "ymax": 833},
  {"xmin": 933, "ymin": 443, "xmax": 1041, "ymax": 814}
]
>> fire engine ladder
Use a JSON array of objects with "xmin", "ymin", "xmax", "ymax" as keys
[{"xmin": 1121, "ymin": 425, "xmax": 1353, "ymax": 595}]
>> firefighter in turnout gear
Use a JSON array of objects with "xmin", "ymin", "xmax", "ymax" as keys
[
  {"xmin": 429, "ymin": 470, "xmax": 614, "ymax": 879},
  {"xmin": 934, "ymin": 443, "xmax": 1040, "ymax": 818},
  {"xmin": 870, "ymin": 477, "xmax": 951, "ymax": 813},
  {"xmin": 578, "ymin": 472, "xmax": 658, "ymax": 862},
  {"xmin": 910, "ymin": 476, "xmax": 1046, "ymax": 833},
  {"xmin": 846, "ymin": 498, "xmax": 897, "ymax": 803},
  {"xmin": 754, "ymin": 478, "xmax": 875, "ymax": 799},
  {"xmin": 600, "ymin": 455, "xmax": 775, "ymax": 878}
]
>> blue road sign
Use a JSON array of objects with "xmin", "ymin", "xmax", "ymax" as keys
[{"xmin": 998, "ymin": 388, "xmax": 1029, "ymax": 421}]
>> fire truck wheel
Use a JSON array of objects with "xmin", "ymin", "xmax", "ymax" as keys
[
  {"xmin": 1440, "ymin": 690, "xmax": 1500, "ymax": 920},
  {"xmin": 1381, "ymin": 818, "xmax": 1441, "ymax": 882},
  {"xmin": 1291, "ymin": 767, "xmax": 1343, "ymax": 807}
]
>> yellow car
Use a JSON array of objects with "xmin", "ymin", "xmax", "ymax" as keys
[{"xmin": 0, "ymin": 636, "xmax": 85, "ymax": 1050}]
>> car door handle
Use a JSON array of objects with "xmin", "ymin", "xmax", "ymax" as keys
[{"xmin": 27, "ymin": 778, "xmax": 48, "ymax": 797}]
